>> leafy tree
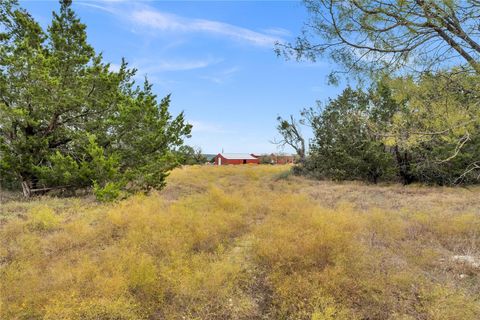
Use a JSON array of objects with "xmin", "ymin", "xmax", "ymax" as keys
[
  {"xmin": 293, "ymin": 73, "xmax": 480, "ymax": 185},
  {"xmin": 0, "ymin": 0, "xmax": 191, "ymax": 198},
  {"xmin": 383, "ymin": 70, "xmax": 480, "ymax": 184},
  {"xmin": 175, "ymin": 145, "xmax": 208, "ymax": 165},
  {"xmin": 258, "ymin": 154, "xmax": 274, "ymax": 165},
  {"xmin": 274, "ymin": 0, "xmax": 480, "ymax": 185},
  {"xmin": 278, "ymin": 0, "xmax": 480, "ymax": 81},
  {"xmin": 306, "ymin": 87, "xmax": 396, "ymax": 183}
]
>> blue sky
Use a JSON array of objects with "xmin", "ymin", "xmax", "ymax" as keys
[{"xmin": 21, "ymin": 0, "xmax": 344, "ymax": 154}]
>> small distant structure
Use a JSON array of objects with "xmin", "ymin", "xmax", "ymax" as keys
[
  {"xmin": 214, "ymin": 153, "xmax": 259, "ymax": 165},
  {"xmin": 259, "ymin": 153, "xmax": 296, "ymax": 165},
  {"xmin": 270, "ymin": 153, "xmax": 295, "ymax": 164}
]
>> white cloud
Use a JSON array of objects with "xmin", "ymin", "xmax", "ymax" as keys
[
  {"xmin": 200, "ymin": 66, "xmax": 240, "ymax": 84},
  {"xmin": 262, "ymin": 27, "xmax": 292, "ymax": 37},
  {"xmin": 76, "ymin": 2, "xmax": 119, "ymax": 14},
  {"xmin": 79, "ymin": 3, "xmax": 287, "ymax": 47},
  {"xmin": 129, "ymin": 8, "xmax": 283, "ymax": 47},
  {"xmin": 138, "ymin": 58, "xmax": 220, "ymax": 73},
  {"xmin": 108, "ymin": 63, "xmax": 121, "ymax": 72}
]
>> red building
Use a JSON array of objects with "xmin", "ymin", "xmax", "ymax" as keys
[
  {"xmin": 270, "ymin": 153, "xmax": 295, "ymax": 164},
  {"xmin": 214, "ymin": 153, "xmax": 259, "ymax": 165},
  {"xmin": 258, "ymin": 153, "xmax": 296, "ymax": 164}
]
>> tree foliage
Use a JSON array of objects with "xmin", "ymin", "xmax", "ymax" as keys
[
  {"xmin": 275, "ymin": 0, "xmax": 480, "ymax": 185},
  {"xmin": 384, "ymin": 70, "xmax": 480, "ymax": 184},
  {"xmin": 278, "ymin": 0, "xmax": 480, "ymax": 82},
  {"xmin": 0, "ymin": 0, "xmax": 191, "ymax": 198},
  {"xmin": 175, "ymin": 145, "xmax": 208, "ymax": 165},
  {"xmin": 291, "ymin": 71, "xmax": 480, "ymax": 185},
  {"xmin": 305, "ymin": 86, "xmax": 397, "ymax": 183}
]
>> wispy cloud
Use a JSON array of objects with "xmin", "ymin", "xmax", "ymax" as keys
[
  {"xmin": 77, "ymin": 2, "xmax": 120, "ymax": 14},
  {"xmin": 129, "ymin": 9, "xmax": 281, "ymax": 47},
  {"xmin": 108, "ymin": 63, "xmax": 121, "ymax": 72},
  {"xmin": 262, "ymin": 27, "xmax": 292, "ymax": 38},
  {"xmin": 107, "ymin": 58, "xmax": 218, "ymax": 81},
  {"xmin": 200, "ymin": 66, "xmax": 240, "ymax": 84},
  {"xmin": 87, "ymin": 2, "xmax": 285, "ymax": 47},
  {"xmin": 129, "ymin": 60, "xmax": 217, "ymax": 88},
  {"xmin": 136, "ymin": 58, "xmax": 221, "ymax": 73}
]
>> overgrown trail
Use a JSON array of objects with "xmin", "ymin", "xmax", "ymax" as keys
[{"xmin": 1, "ymin": 165, "xmax": 480, "ymax": 319}]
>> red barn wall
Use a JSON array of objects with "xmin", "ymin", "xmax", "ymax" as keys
[{"xmin": 214, "ymin": 154, "xmax": 259, "ymax": 165}]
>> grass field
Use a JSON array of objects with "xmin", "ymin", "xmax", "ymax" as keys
[{"xmin": 1, "ymin": 165, "xmax": 480, "ymax": 319}]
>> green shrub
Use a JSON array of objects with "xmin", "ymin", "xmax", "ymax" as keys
[
  {"xmin": 93, "ymin": 181, "xmax": 122, "ymax": 202},
  {"xmin": 28, "ymin": 206, "xmax": 61, "ymax": 231}
]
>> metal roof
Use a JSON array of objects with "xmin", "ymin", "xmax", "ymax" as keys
[{"xmin": 219, "ymin": 153, "xmax": 257, "ymax": 160}]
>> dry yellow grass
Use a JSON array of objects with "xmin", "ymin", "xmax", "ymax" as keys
[{"xmin": 1, "ymin": 165, "xmax": 480, "ymax": 319}]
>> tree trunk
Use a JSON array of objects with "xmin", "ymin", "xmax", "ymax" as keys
[
  {"xmin": 394, "ymin": 146, "xmax": 414, "ymax": 185},
  {"xmin": 21, "ymin": 179, "xmax": 32, "ymax": 198}
]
